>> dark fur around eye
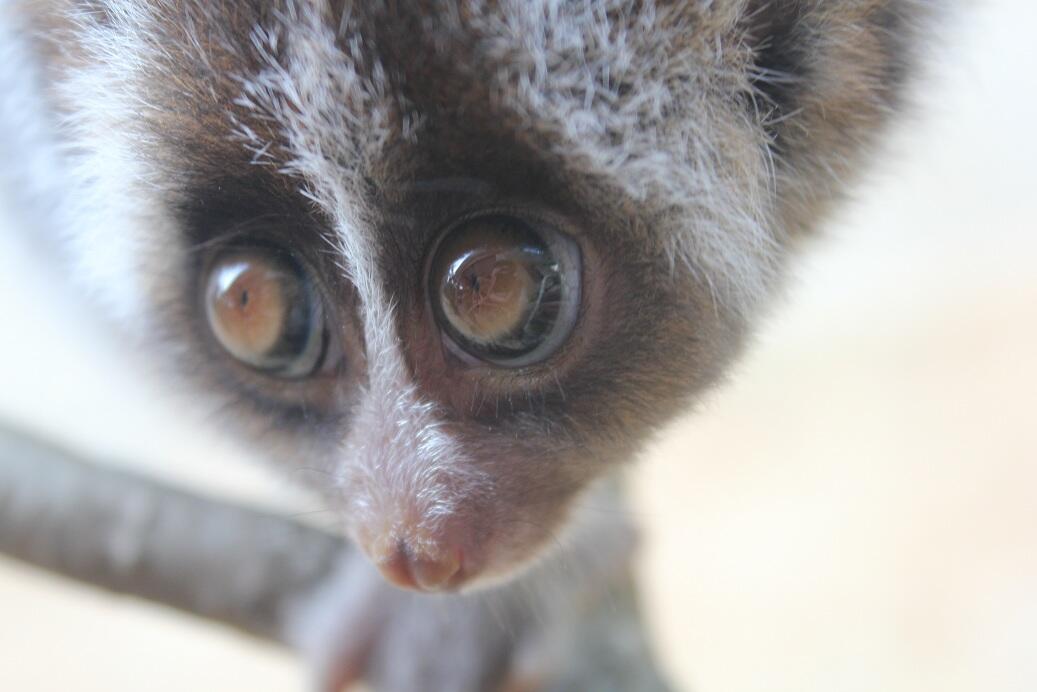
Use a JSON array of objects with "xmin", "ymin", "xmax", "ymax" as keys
[
  {"xmin": 149, "ymin": 64, "xmax": 737, "ymax": 446},
  {"xmin": 744, "ymin": 0, "xmax": 920, "ymax": 153},
  {"xmin": 162, "ymin": 174, "xmax": 361, "ymax": 428}
]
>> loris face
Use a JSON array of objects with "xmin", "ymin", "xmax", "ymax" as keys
[{"xmin": 34, "ymin": 0, "xmax": 923, "ymax": 591}]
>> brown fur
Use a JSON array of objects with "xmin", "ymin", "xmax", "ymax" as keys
[{"xmin": 14, "ymin": 1, "xmax": 940, "ymax": 687}]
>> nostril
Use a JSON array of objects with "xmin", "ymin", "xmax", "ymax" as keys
[
  {"xmin": 373, "ymin": 539, "xmax": 463, "ymax": 592},
  {"xmin": 410, "ymin": 551, "xmax": 462, "ymax": 592},
  {"xmin": 377, "ymin": 545, "xmax": 419, "ymax": 591}
]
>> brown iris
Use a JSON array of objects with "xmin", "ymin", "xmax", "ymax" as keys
[
  {"xmin": 430, "ymin": 215, "xmax": 579, "ymax": 366},
  {"xmin": 204, "ymin": 249, "xmax": 327, "ymax": 377}
]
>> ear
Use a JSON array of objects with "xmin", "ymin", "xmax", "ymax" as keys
[{"xmin": 743, "ymin": 0, "xmax": 937, "ymax": 229}]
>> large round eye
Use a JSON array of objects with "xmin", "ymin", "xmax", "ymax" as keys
[
  {"xmin": 429, "ymin": 214, "xmax": 581, "ymax": 367},
  {"xmin": 204, "ymin": 248, "xmax": 329, "ymax": 378}
]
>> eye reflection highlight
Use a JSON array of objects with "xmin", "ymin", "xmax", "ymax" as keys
[{"xmin": 429, "ymin": 214, "xmax": 580, "ymax": 367}]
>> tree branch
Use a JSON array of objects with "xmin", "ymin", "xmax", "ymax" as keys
[
  {"xmin": 0, "ymin": 424, "xmax": 672, "ymax": 690},
  {"xmin": 0, "ymin": 424, "xmax": 347, "ymax": 642}
]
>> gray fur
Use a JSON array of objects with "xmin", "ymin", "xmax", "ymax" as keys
[{"xmin": 7, "ymin": 1, "xmax": 941, "ymax": 689}]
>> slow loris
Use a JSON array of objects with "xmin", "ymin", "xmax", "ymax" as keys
[{"xmin": 3, "ymin": 1, "xmax": 940, "ymax": 689}]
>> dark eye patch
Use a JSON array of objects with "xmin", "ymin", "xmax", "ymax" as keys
[
  {"xmin": 744, "ymin": 0, "xmax": 812, "ymax": 151},
  {"xmin": 162, "ymin": 172, "xmax": 362, "ymax": 428},
  {"xmin": 351, "ymin": 127, "xmax": 729, "ymax": 441}
]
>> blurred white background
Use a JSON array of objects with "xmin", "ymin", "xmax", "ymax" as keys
[{"xmin": 1, "ymin": 1, "xmax": 1035, "ymax": 690}]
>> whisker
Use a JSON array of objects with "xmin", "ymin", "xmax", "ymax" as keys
[{"xmin": 181, "ymin": 213, "xmax": 287, "ymax": 254}]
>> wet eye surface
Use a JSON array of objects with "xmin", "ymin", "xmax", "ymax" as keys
[
  {"xmin": 429, "ymin": 214, "xmax": 581, "ymax": 367},
  {"xmin": 204, "ymin": 248, "xmax": 329, "ymax": 378}
]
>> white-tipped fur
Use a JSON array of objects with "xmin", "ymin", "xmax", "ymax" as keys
[
  {"xmin": 18, "ymin": 2, "xmax": 181, "ymax": 326},
  {"xmin": 25, "ymin": 0, "xmax": 934, "ymax": 328},
  {"xmin": 229, "ymin": 2, "xmax": 777, "ymax": 317},
  {"xmin": 229, "ymin": 7, "xmax": 494, "ymax": 552},
  {"xmin": 6, "ymin": 1, "xmax": 938, "ymax": 685},
  {"xmin": 451, "ymin": 2, "xmax": 779, "ymax": 315}
]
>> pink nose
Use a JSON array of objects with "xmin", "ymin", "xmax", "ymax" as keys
[{"xmin": 375, "ymin": 540, "xmax": 463, "ymax": 592}]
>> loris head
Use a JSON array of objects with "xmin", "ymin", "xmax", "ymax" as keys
[{"xmin": 31, "ymin": 0, "xmax": 931, "ymax": 591}]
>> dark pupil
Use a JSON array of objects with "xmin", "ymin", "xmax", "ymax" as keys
[
  {"xmin": 267, "ymin": 268, "xmax": 316, "ymax": 364},
  {"xmin": 435, "ymin": 217, "xmax": 562, "ymax": 360},
  {"xmin": 207, "ymin": 251, "xmax": 321, "ymax": 375}
]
